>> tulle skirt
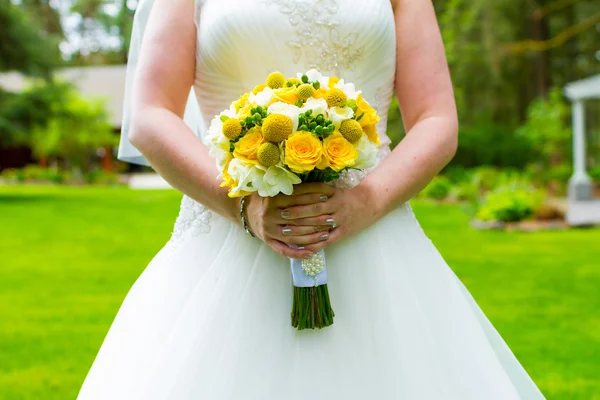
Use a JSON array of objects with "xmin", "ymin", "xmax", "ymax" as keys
[{"xmin": 77, "ymin": 200, "xmax": 544, "ymax": 399}]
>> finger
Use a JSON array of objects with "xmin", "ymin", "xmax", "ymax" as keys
[
  {"xmin": 285, "ymin": 215, "xmax": 338, "ymax": 228},
  {"xmin": 273, "ymin": 192, "xmax": 329, "ymax": 208},
  {"xmin": 281, "ymin": 230, "xmax": 331, "ymax": 246},
  {"xmin": 281, "ymin": 201, "xmax": 335, "ymax": 220},
  {"xmin": 277, "ymin": 224, "xmax": 330, "ymax": 237},
  {"xmin": 267, "ymin": 239, "xmax": 313, "ymax": 259},
  {"xmin": 291, "ymin": 183, "xmax": 336, "ymax": 197},
  {"xmin": 304, "ymin": 226, "xmax": 345, "ymax": 253}
]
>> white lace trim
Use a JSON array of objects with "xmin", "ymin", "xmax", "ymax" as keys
[
  {"xmin": 263, "ymin": 0, "xmax": 365, "ymax": 75},
  {"xmin": 169, "ymin": 195, "xmax": 212, "ymax": 245}
]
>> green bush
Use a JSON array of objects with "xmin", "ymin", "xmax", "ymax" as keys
[
  {"xmin": 477, "ymin": 184, "xmax": 544, "ymax": 222},
  {"xmin": 22, "ymin": 164, "xmax": 51, "ymax": 181},
  {"xmin": 516, "ymin": 88, "xmax": 571, "ymax": 168},
  {"xmin": 421, "ymin": 176, "xmax": 453, "ymax": 200},
  {"xmin": 85, "ymin": 170, "xmax": 120, "ymax": 185},
  {"xmin": 0, "ymin": 168, "xmax": 22, "ymax": 183},
  {"xmin": 589, "ymin": 166, "xmax": 600, "ymax": 182}
]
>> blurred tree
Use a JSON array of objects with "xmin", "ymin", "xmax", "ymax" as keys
[
  {"xmin": 68, "ymin": 0, "xmax": 135, "ymax": 64},
  {"xmin": 0, "ymin": 1, "xmax": 61, "ymax": 77}
]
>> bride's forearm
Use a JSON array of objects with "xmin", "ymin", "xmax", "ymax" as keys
[
  {"xmin": 129, "ymin": 106, "xmax": 240, "ymax": 223},
  {"xmin": 363, "ymin": 115, "xmax": 458, "ymax": 219}
]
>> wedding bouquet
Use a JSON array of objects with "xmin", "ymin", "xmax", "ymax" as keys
[{"xmin": 207, "ymin": 69, "xmax": 381, "ymax": 330}]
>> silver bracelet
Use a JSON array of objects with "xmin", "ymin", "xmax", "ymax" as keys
[{"xmin": 240, "ymin": 196, "xmax": 256, "ymax": 237}]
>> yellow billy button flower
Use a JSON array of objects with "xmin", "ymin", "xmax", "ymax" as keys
[
  {"xmin": 363, "ymin": 124, "xmax": 380, "ymax": 146},
  {"xmin": 295, "ymin": 84, "xmax": 315, "ymax": 101},
  {"xmin": 324, "ymin": 88, "xmax": 347, "ymax": 108},
  {"xmin": 233, "ymin": 127, "xmax": 266, "ymax": 164},
  {"xmin": 257, "ymin": 142, "xmax": 281, "ymax": 167},
  {"xmin": 285, "ymin": 131, "xmax": 328, "ymax": 174},
  {"xmin": 338, "ymin": 119, "xmax": 363, "ymax": 143},
  {"xmin": 222, "ymin": 118, "xmax": 242, "ymax": 140},
  {"xmin": 266, "ymin": 72, "xmax": 286, "ymax": 89},
  {"xmin": 323, "ymin": 131, "xmax": 358, "ymax": 172},
  {"xmin": 262, "ymin": 113, "xmax": 293, "ymax": 142},
  {"xmin": 252, "ymin": 84, "xmax": 267, "ymax": 95}
]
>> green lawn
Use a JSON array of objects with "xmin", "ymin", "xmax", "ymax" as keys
[{"xmin": 0, "ymin": 186, "xmax": 599, "ymax": 399}]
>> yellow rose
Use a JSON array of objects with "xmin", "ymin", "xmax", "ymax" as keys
[
  {"xmin": 273, "ymin": 86, "xmax": 299, "ymax": 104},
  {"xmin": 233, "ymin": 127, "xmax": 266, "ymax": 164},
  {"xmin": 220, "ymin": 159, "xmax": 236, "ymax": 189},
  {"xmin": 363, "ymin": 124, "xmax": 380, "ymax": 146},
  {"xmin": 323, "ymin": 131, "xmax": 358, "ymax": 172},
  {"xmin": 285, "ymin": 131, "xmax": 327, "ymax": 174},
  {"xmin": 232, "ymin": 93, "xmax": 251, "ymax": 112},
  {"xmin": 312, "ymin": 87, "xmax": 328, "ymax": 99},
  {"xmin": 328, "ymin": 76, "xmax": 340, "ymax": 88},
  {"xmin": 355, "ymin": 94, "xmax": 380, "ymax": 127}
]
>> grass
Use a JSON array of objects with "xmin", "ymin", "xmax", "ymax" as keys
[{"xmin": 0, "ymin": 185, "xmax": 599, "ymax": 399}]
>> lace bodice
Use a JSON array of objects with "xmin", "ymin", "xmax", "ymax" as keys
[{"xmin": 170, "ymin": 0, "xmax": 397, "ymax": 242}]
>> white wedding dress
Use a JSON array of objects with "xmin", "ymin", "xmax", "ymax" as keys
[{"xmin": 78, "ymin": 0, "xmax": 545, "ymax": 398}]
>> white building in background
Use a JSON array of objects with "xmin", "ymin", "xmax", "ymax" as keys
[{"xmin": 564, "ymin": 74, "xmax": 600, "ymax": 225}]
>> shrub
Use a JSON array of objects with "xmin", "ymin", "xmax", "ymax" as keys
[
  {"xmin": 589, "ymin": 166, "xmax": 600, "ymax": 182},
  {"xmin": 85, "ymin": 170, "xmax": 120, "ymax": 185},
  {"xmin": 516, "ymin": 88, "xmax": 571, "ymax": 168},
  {"xmin": 477, "ymin": 184, "xmax": 544, "ymax": 223},
  {"xmin": 421, "ymin": 176, "xmax": 452, "ymax": 200}
]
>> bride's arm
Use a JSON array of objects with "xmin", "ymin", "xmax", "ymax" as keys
[
  {"xmin": 127, "ymin": 0, "xmax": 316, "ymax": 259},
  {"xmin": 291, "ymin": 0, "xmax": 458, "ymax": 252},
  {"xmin": 128, "ymin": 0, "xmax": 236, "ymax": 220},
  {"xmin": 364, "ymin": 0, "xmax": 458, "ymax": 218}
]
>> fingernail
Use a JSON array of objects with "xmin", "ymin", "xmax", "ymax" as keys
[
  {"xmin": 325, "ymin": 218, "xmax": 335, "ymax": 227},
  {"xmin": 320, "ymin": 195, "xmax": 328, "ymax": 202},
  {"xmin": 320, "ymin": 233, "xmax": 329, "ymax": 241},
  {"xmin": 298, "ymin": 246, "xmax": 305, "ymax": 250},
  {"xmin": 282, "ymin": 228, "xmax": 292, "ymax": 236},
  {"xmin": 304, "ymin": 253, "xmax": 314, "ymax": 260},
  {"xmin": 281, "ymin": 211, "xmax": 290, "ymax": 219}
]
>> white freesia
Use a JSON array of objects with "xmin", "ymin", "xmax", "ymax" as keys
[
  {"xmin": 327, "ymin": 107, "xmax": 355, "ymax": 128},
  {"xmin": 209, "ymin": 145, "xmax": 231, "ymax": 176},
  {"xmin": 353, "ymin": 134, "xmax": 379, "ymax": 170},
  {"xmin": 267, "ymin": 102, "xmax": 300, "ymax": 132},
  {"xmin": 300, "ymin": 98, "xmax": 328, "ymax": 117},
  {"xmin": 228, "ymin": 159, "xmax": 263, "ymax": 195},
  {"xmin": 205, "ymin": 116, "xmax": 229, "ymax": 149},
  {"xmin": 334, "ymin": 79, "xmax": 362, "ymax": 100},
  {"xmin": 254, "ymin": 165, "xmax": 302, "ymax": 197},
  {"xmin": 298, "ymin": 69, "xmax": 329, "ymax": 88},
  {"xmin": 249, "ymin": 87, "xmax": 275, "ymax": 107}
]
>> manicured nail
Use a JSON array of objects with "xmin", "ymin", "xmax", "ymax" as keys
[
  {"xmin": 320, "ymin": 195, "xmax": 328, "ymax": 202},
  {"xmin": 325, "ymin": 218, "xmax": 335, "ymax": 227},
  {"xmin": 282, "ymin": 228, "xmax": 292, "ymax": 236},
  {"xmin": 320, "ymin": 233, "xmax": 329, "ymax": 241},
  {"xmin": 304, "ymin": 253, "xmax": 314, "ymax": 259},
  {"xmin": 281, "ymin": 211, "xmax": 290, "ymax": 219}
]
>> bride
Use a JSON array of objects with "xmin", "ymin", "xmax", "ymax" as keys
[{"xmin": 78, "ymin": 0, "xmax": 545, "ymax": 398}]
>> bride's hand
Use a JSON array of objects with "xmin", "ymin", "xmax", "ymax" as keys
[
  {"xmin": 244, "ymin": 183, "xmax": 337, "ymax": 259},
  {"xmin": 279, "ymin": 182, "xmax": 378, "ymax": 253}
]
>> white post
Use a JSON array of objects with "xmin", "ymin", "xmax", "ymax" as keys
[{"xmin": 568, "ymin": 100, "xmax": 592, "ymax": 201}]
